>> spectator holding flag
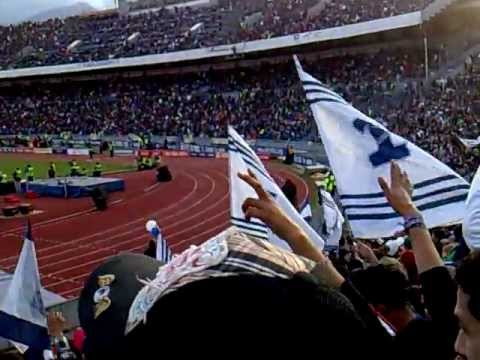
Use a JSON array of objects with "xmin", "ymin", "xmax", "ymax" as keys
[
  {"xmin": 145, "ymin": 220, "xmax": 172, "ymax": 263},
  {"xmin": 0, "ymin": 221, "xmax": 51, "ymax": 358}
]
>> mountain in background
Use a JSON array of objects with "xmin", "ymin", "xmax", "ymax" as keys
[{"xmin": 27, "ymin": 2, "xmax": 98, "ymax": 22}]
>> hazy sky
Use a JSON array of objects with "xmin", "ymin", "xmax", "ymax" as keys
[{"xmin": 0, "ymin": 0, "xmax": 116, "ymax": 25}]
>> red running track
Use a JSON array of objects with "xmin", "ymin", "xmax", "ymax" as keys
[{"xmin": 0, "ymin": 158, "xmax": 308, "ymax": 299}]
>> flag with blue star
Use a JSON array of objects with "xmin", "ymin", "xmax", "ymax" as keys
[{"xmin": 294, "ymin": 55, "xmax": 468, "ymax": 238}]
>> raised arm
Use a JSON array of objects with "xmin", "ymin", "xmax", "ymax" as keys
[
  {"xmin": 378, "ymin": 161, "xmax": 444, "ymax": 274},
  {"xmin": 238, "ymin": 169, "xmax": 344, "ymax": 288}
]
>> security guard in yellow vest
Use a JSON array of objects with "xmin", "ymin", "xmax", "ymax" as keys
[
  {"xmin": 25, "ymin": 164, "xmax": 35, "ymax": 182},
  {"xmin": 70, "ymin": 160, "xmax": 80, "ymax": 177},
  {"xmin": 324, "ymin": 171, "xmax": 336, "ymax": 194},
  {"xmin": 0, "ymin": 172, "xmax": 7, "ymax": 183},
  {"xmin": 141, "ymin": 157, "xmax": 149, "ymax": 170},
  {"xmin": 48, "ymin": 162, "xmax": 57, "ymax": 179},
  {"xmin": 93, "ymin": 162, "xmax": 103, "ymax": 177},
  {"xmin": 146, "ymin": 157, "xmax": 154, "ymax": 169}
]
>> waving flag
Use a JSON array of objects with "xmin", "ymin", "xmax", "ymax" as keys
[
  {"xmin": 229, "ymin": 126, "xmax": 325, "ymax": 250},
  {"xmin": 0, "ymin": 221, "xmax": 50, "ymax": 356},
  {"xmin": 146, "ymin": 220, "xmax": 172, "ymax": 263},
  {"xmin": 294, "ymin": 56, "xmax": 469, "ymax": 238},
  {"xmin": 319, "ymin": 189, "xmax": 344, "ymax": 247}
]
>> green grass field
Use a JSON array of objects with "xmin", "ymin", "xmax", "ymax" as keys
[{"xmin": 0, "ymin": 157, "xmax": 136, "ymax": 180}]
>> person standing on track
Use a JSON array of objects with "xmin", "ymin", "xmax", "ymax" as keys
[
  {"xmin": 48, "ymin": 162, "xmax": 57, "ymax": 179},
  {"xmin": 25, "ymin": 164, "xmax": 35, "ymax": 182},
  {"xmin": 70, "ymin": 160, "xmax": 80, "ymax": 177},
  {"xmin": 12, "ymin": 167, "xmax": 22, "ymax": 193},
  {"xmin": 93, "ymin": 162, "xmax": 103, "ymax": 177},
  {"xmin": 0, "ymin": 171, "xmax": 7, "ymax": 184}
]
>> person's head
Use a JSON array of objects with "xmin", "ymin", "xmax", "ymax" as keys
[
  {"xmin": 351, "ymin": 265, "xmax": 414, "ymax": 331},
  {"xmin": 79, "ymin": 254, "xmax": 368, "ymax": 358},
  {"xmin": 455, "ymin": 251, "xmax": 480, "ymax": 360},
  {"xmin": 281, "ymin": 179, "xmax": 297, "ymax": 208}
]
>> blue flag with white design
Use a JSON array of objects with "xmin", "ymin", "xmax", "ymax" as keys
[
  {"xmin": 0, "ymin": 221, "xmax": 50, "ymax": 357},
  {"xmin": 229, "ymin": 126, "xmax": 325, "ymax": 250},
  {"xmin": 294, "ymin": 56, "xmax": 469, "ymax": 238}
]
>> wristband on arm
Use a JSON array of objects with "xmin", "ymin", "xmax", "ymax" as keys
[{"xmin": 403, "ymin": 213, "xmax": 426, "ymax": 233}]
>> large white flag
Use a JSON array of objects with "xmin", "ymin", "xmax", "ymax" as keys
[
  {"xmin": 294, "ymin": 56, "xmax": 469, "ymax": 238},
  {"xmin": 229, "ymin": 126, "xmax": 325, "ymax": 250},
  {"xmin": 0, "ymin": 221, "xmax": 50, "ymax": 356}
]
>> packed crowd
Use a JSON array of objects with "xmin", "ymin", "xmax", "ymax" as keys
[
  {"xmin": 0, "ymin": 7, "xmax": 231, "ymax": 69},
  {"xmin": 128, "ymin": 0, "xmax": 194, "ymax": 11},
  {"xmin": 2, "ymin": 49, "xmax": 478, "ymax": 179},
  {"xmin": 238, "ymin": 0, "xmax": 434, "ymax": 41},
  {"xmin": 0, "ymin": 0, "xmax": 437, "ymax": 69},
  {"xmin": 19, "ymin": 162, "xmax": 480, "ymax": 360},
  {"xmin": 0, "ymin": 61, "xmax": 317, "ymax": 141}
]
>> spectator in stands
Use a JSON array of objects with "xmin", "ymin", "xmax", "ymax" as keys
[
  {"xmin": 47, "ymin": 311, "xmax": 78, "ymax": 359},
  {"xmin": 0, "ymin": 50, "xmax": 478, "ymax": 179},
  {"xmin": 78, "ymin": 238, "xmax": 372, "ymax": 357},
  {"xmin": 455, "ymin": 251, "xmax": 480, "ymax": 360},
  {"xmin": 241, "ymin": 161, "xmax": 462, "ymax": 359}
]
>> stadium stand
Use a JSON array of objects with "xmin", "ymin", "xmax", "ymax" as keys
[
  {"xmin": 1, "ymin": 47, "xmax": 478, "ymax": 179},
  {"xmin": 237, "ymin": 0, "xmax": 436, "ymax": 40},
  {"xmin": 0, "ymin": 0, "xmax": 439, "ymax": 69}
]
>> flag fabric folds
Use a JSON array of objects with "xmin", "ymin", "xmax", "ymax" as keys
[
  {"xmin": 228, "ymin": 126, "xmax": 325, "ymax": 250},
  {"xmin": 294, "ymin": 56, "xmax": 469, "ymax": 238},
  {"xmin": 0, "ymin": 221, "xmax": 50, "ymax": 356},
  {"xmin": 319, "ymin": 189, "xmax": 344, "ymax": 247}
]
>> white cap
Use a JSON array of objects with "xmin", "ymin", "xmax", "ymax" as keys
[
  {"xmin": 386, "ymin": 237, "xmax": 405, "ymax": 257},
  {"xmin": 463, "ymin": 167, "xmax": 480, "ymax": 250},
  {"xmin": 145, "ymin": 220, "xmax": 158, "ymax": 232}
]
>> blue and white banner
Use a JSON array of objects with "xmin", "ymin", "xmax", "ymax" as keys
[
  {"xmin": 295, "ymin": 56, "xmax": 469, "ymax": 238},
  {"xmin": 146, "ymin": 220, "xmax": 173, "ymax": 264},
  {"xmin": 229, "ymin": 126, "xmax": 325, "ymax": 250},
  {"xmin": 0, "ymin": 222, "xmax": 50, "ymax": 355}
]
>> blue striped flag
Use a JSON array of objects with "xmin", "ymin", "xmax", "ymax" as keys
[
  {"xmin": 0, "ymin": 221, "xmax": 50, "ymax": 358},
  {"xmin": 229, "ymin": 126, "xmax": 325, "ymax": 250},
  {"xmin": 294, "ymin": 56, "xmax": 468, "ymax": 238},
  {"xmin": 146, "ymin": 220, "xmax": 172, "ymax": 263}
]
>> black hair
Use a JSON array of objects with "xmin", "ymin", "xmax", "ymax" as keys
[
  {"xmin": 281, "ymin": 179, "xmax": 297, "ymax": 209},
  {"xmin": 456, "ymin": 251, "xmax": 480, "ymax": 320},
  {"xmin": 350, "ymin": 265, "xmax": 410, "ymax": 310}
]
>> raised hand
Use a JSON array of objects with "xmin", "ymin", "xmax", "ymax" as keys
[
  {"xmin": 356, "ymin": 241, "xmax": 379, "ymax": 265},
  {"xmin": 239, "ymin": 169, "xmax": 302, "ymax": 242},
  {"xmin": 48, "ymin": 311, "xmax": 67, "ymax": 337},
  {"xmin": 378, "ymin": 161, "xmax": 417, "ymax": 217}
]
